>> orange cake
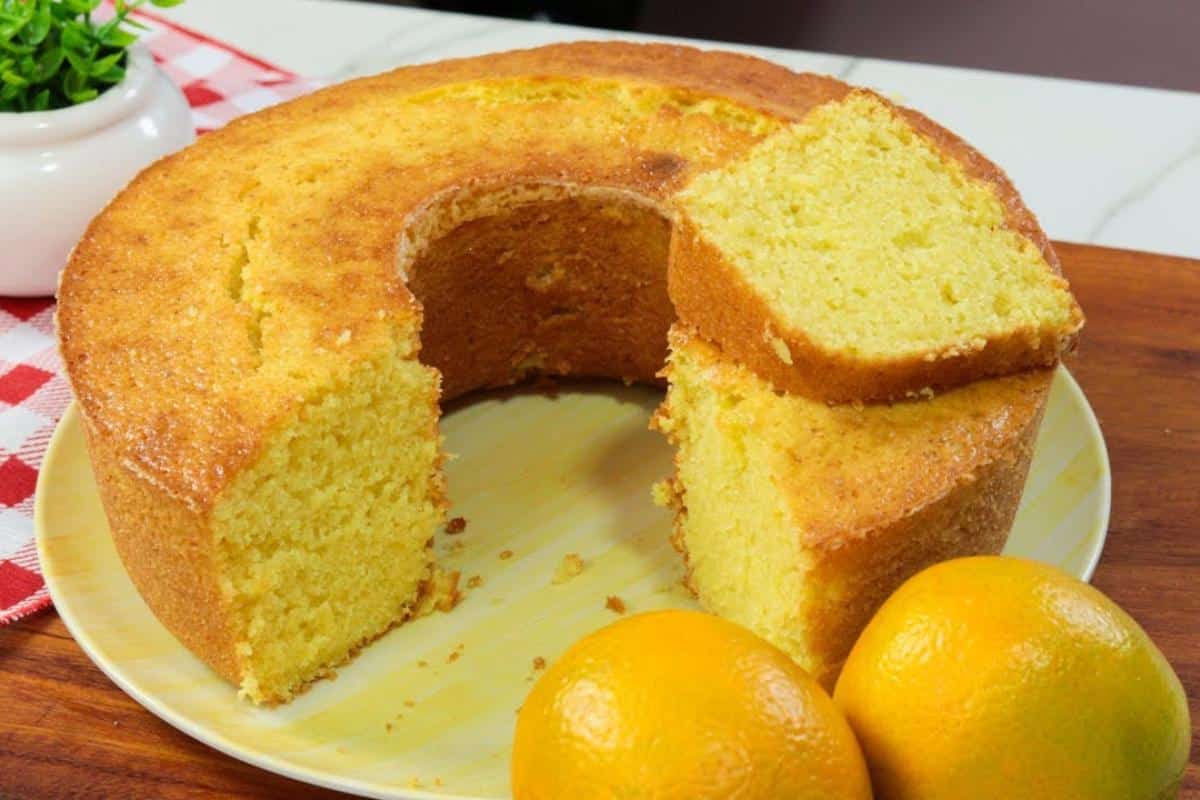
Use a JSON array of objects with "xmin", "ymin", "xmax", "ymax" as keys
[{"xmin": 56, "ymin": 42, "xmax": 1081, "ymax": 703}]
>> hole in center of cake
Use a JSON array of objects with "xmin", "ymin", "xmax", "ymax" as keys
[{"xmin": 401, "ymin": 182, "xmax": 675, "ymax": 401}]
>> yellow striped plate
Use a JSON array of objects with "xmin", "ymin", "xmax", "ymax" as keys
[{"xmin": 36, "ymin": 367, "xmax": 1109, "ymax": 799}]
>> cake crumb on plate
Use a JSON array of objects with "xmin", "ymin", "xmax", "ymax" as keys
[
  {"xmin": 605, "ymin": 595, "xmax": 627, "ymax": 614},
  {"xmin": 412, "ymin": 567, "xmax": 462, "ymax": 617},
  {"xmin": 552, "ymin": 552, "xmax": 585, "ymax": 584},
  {"xmin": 445, "ymin": 516, "xmax": 467, "ymax": 534}
]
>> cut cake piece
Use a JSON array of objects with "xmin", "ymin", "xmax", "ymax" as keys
[
  {"xmin": 652, "ymin": 325, "xmax": 1053, "ymax": 686},
  {"xmin": 671, "ymin": 91, "xmax": 1083, "ymax": 402}
]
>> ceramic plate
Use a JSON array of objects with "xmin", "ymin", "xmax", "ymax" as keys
[{"xmin": 36, "ymin": 367, "xmax": 1110, "ymax": 799}]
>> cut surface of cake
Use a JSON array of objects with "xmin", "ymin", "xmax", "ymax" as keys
[
  {"xmin": 672, "ymin": 91, "xmax": 1082, "ymax": 402},
  {"xmin": 56, "ymin": 41, "xmax": 1079, "ymax": 703},
  {"xmin": 652, "ymin": 326, "xmax": 1053, "ymax": 686},
  {"xmin": 211, "ymin": 352, "xmax": 444, "ymax": 701}
]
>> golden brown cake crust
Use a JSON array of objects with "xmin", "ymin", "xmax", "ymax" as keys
[
  {"xmin": 78, "ymin": 414, "xmax": 241, "ymax": 686},
  {"xmin": 793, "ymin": 369, "xmax": 1051, "ymax": 685},
  {"xmin": 802, "ymin": 422, "xmax": 1042, "ymax": 687}
]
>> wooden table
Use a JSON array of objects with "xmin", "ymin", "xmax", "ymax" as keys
[{"xmin": 1, "ymin": 242, "xmax": 1197, "ymax": 798}]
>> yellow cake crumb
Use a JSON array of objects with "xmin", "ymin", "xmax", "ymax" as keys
[
  {"xmin": 552, "ymin": 553, "xmax": 585, "ymax": 584},
  {"xmin": 413, "ymin": 566, "xmax": 462, "ymax": 617}
]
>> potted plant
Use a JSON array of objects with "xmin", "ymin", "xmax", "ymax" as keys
[{"xmin": 0, "ymin": 0, "xmax": 193, "ymax": 296}]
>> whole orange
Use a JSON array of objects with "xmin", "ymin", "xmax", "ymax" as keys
[
  {"xmin": 511, "ymin": 609, "xmax": 872, "ymax": 800},
  {"xmin": 834, "ymin": 556, "xmax": 1191, "ymax": 800}
]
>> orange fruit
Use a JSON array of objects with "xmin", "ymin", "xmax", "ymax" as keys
[
  {"xmin": 511, "ymin": 609, "xmax": 872, "ymax": 800},
  {"xmin": 834, "ymin": 556, "xmax": 1191, "ymax": 800}
]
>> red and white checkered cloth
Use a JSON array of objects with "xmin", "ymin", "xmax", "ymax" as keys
[{"xmin": 0, "ymin": 7, "xmax": 319, "ymax": 624}]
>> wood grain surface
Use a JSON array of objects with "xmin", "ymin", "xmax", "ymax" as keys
[{"xmin": 1, "ymin": 242, "xmax": 1196, "ymax": 799}]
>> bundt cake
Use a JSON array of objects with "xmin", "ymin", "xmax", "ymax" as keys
[{"xmin": 56, "ymin": 41, "xmax": 1081, "ymax": 704}]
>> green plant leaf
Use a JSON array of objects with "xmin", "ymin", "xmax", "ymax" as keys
[
  {"xmin": 0, "ymin": 38, "xmax": 36, "ymax": 55},
  {"xmin": 32, "ymin": 45, "xmax": 63, "ymax": 81},
  {"xmin": 0, "ymin": 2, "xmax": 34, "ymax": 32},
  {"xmin": 94, "ymin": 63, "xmax": 123, "ymax": 83},
  {"xmin": 120, "ymin": 15, "xmax": 150, "ymax": 32},
  {"xmin": 100, "ymin": 26, "xmax": 136, "ymax": 48},
  {"xmin": 62, "ymin": 62, "xmax": 96, "ymax": 103},
  {"xmin": 1, "ymin": 0, "xmax": 186, "ymax": 111},
  {"xmin": 62, "ymin": 0, "xmax": 103, "ymax": 14},
  {"xmin": 60, "ymin": 20, "xmax": 91, "ymax": 52},
  {"xmin": 88, "ymin": 48, "xmax": 122, "ymax": 76},
  {"xmin": 47, "ymin": 4, "xmax": 78, "ymax": 23},
  {"xmin": 1, "ymin": 67, "xmax": 28, "ymax": 86},
  {"xmin": 63, "ymin": 46, "xmax": 91, "ymax": 76},
  {"xmin": 23, "ymin": 3, "xmax": 52, "ymax": 45},
  {"xmin": 93, "ymin": 14, "xmax": 121, "ymax": 41}
]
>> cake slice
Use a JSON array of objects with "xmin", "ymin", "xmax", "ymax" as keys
[
  {"xmin": 652, "ymin": 326, "xmax": 1052, "ymax": 686},
  {"xmin": 670, "ymin": 91, "xmax": 1083, "ymax": 402}
]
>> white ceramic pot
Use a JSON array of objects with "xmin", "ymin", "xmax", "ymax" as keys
[{"xmin": 0, "ymin": 45, "xmax": 194, "ymax": 297}]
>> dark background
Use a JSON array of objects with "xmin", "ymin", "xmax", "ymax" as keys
[{"xmin": 365, "ymin": 0, "xmax": 1200, "ymax": 92}]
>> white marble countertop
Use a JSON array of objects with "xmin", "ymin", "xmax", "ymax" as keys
[{"xmin": 171, "ymin": 0, "xmax": 1200, "ymax": 260}]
